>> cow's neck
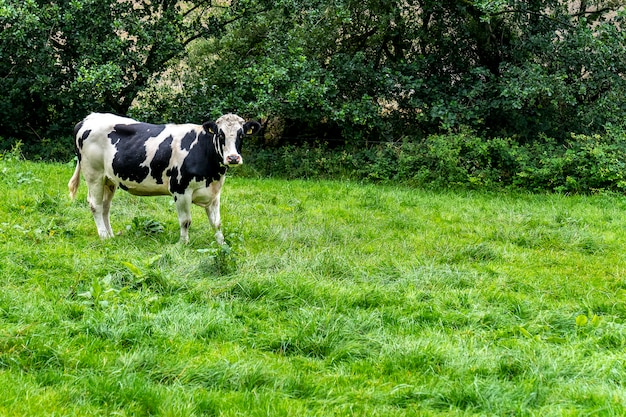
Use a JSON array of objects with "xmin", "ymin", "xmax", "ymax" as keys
[{"xmin": 192, "ymin": 131, "xmax": 228, "ymax": 182}]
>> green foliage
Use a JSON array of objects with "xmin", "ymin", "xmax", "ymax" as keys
[
  {"xmin": 514, "ymin": 130, "xmax": 626, "ymax": 194},
  {"xmin": 3, "ymin": 0, "xmax": 626, "ymax": 163},
  {"xmin": 0, "ymin": 140, "xmax": 24, "ymax": 162},
  {"xmin": 78, "ymin": 275, "xmax": 127, "ymax": 309},
  {"xmin": 134, "ymin": 0, "xmax": 626, "ymax": 143},
  {"xmin": 196, "ymin": 235, "xmax": 241, "ymax": 276},
  {"xmin": 243, "ymin": 126, "xmax": 626, "ymax": 194},
  {"xmin": 0, "ymin": 0, "xmax": 225, "ymax": 142},
  {"xmin": 130, "ymin": 216, "xmax": 165, "ymax": 236}
]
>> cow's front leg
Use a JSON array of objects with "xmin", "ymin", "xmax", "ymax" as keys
[
  {"xmin": 174, "ymin": 193, "xmax": 192, "ymax": 243},
  {"xmin": 205, "ymin": 192, "xmax": 224, "ymax": 245}
]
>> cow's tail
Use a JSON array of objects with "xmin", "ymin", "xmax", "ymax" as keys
[{"xmin": 68, "ymin": 160, "xmax": 81, "ymax": 200}]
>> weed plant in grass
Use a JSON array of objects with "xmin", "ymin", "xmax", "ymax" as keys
[{"xmin": 1, "ymin": 155, "xmax": 626, "ymax": 415}]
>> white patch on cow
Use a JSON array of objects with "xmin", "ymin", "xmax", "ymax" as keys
[{"xmin": 141, "ymin": 130, "xmax": 173, "ymax": 180}]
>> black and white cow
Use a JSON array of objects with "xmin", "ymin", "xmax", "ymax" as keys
[{"xmin": 68, "ymin": 113, "xmax": 260, "ymax": 243}]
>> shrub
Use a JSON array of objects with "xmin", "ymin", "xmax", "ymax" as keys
[
  {"xmin": 245, "ymin": 132, "xmax": 526, "ymax": 189},
  {"xmin": 393, "ymin": 132, "xmax": 524, "ymax": 188},
  {"xmin": 515, "ymin": 129, "xmax": 626, "ymax": 193},
  {"xmin": 0, "ymin": 136, "xmax": 75, "ymax": 162},
  {"xmin": 244, "ymin": 127, "xmax": 626, "ymax": 194}
]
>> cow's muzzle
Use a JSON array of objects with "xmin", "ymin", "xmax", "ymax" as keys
[{"xmin": 226, "ymin": 154, "xmax": 242, "ymax": 165}]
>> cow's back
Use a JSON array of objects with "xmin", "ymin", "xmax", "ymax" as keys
[
  {"xmin": 75, "ymin": 113, "xmax": 207, "ymax": 194},
  {"xmin": 76, "ymin": 113, "xmax": 136, "ymax": 169},
  {"xmin": 78, "ymin": 113, "xmax": 139, "ymax": 143}
]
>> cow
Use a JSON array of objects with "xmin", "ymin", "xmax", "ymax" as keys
[{"xmin": 68, "ymin": 112, "xmax": 261, "ymax": 244}]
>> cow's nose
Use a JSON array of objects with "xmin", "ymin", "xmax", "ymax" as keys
[{"xmin": 227, "ymin": 154, "xmax": 242, "ymax": 165}]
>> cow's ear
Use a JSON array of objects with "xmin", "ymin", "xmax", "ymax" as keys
[
  {"xmin": 243, "ymin": 121, "xmax": 261, "ymax": 135},
  {"xmin": 203, "ymin": 121, "xmax": 218, "ymax": 135}
]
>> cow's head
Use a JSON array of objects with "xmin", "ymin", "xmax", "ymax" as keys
[{"xmin": 203, "ymin": 114, "xmax": 261, "ymax": 166}]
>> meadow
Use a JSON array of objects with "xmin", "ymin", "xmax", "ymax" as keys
[{"xmin": 1, "ymin": 153, "xmax": 626, "ymax": 416}]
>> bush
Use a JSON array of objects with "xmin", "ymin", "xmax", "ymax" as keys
[
  {"xmin": 245, "ymin": 132, "xmax": 526, "ymax": 189},
  {"xmin": 515, "ymin": 129, "xmax": 626, "ymax": 193},
  {"xmin": 393, "ymin": 133, "xmax": 524, "ymax": 188},
  {"xmin": 0, "ymin": 136, "xmax": 75, "ymax": 162},
  {"xmin": 243, "ymin": 127, "xmax": 626, "ymax": 194}
]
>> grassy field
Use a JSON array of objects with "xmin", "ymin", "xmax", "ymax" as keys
[{"xmin": 1, "ymin": 154, "xmax": 626, "ymax": 416}]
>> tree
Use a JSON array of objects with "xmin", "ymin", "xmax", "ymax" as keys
[
  {"xmin": 2, "ymin": 0, "xmax": 625, "ymax": 152},
  {"xmin": 0, "ymin": 0, "xmax": 227, "ymax": 143},
  {"xmin": 136, "ymin": 0, "xmax": 626, "ymax": 143}
]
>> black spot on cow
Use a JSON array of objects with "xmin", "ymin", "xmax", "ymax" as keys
[
  {"xmin": 180, "ymin": 131, "xmax": 197, "ymax": 151},
  {"xmin": 109, "ymin": 123, "xmax": 166, "ymax": 183},
  {"xmin": 150, "ymin": 135, "xmax": 174, "ymax": 184},
  {"xmin": 237, "ymin": 131, "xmax": 244, "ymax": 154},
  {"xmin": 183, "ymin": 131, "xmax": 227, "ymax": 181},
  {"xmin": 73, "ymin": 120, "xmax": 85, "ymax": 139},
  {"xmin": 167, "ymin": 131, "xmax": 225, "ymax": 195},
  {"xmin": 77, "ymin": 129, "xmax": 92, "ymax": 150},
  {"xmin": 167, "ymin": 166, "xmax": 183, "ymax": 195},
  {"xmin": 73, "ymin": 120, "xmax": 89, "ymax": 162},
  {"xmin": 74, "ymin": 129, "xmax": 92, "ymax": 163}
]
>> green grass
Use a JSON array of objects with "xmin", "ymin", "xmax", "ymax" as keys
[{"xmin": 2, "ymin": 155, "xmax": 626, "ymax": 416}]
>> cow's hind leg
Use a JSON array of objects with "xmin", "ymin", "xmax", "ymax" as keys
[
  {"xmin": 101, "ymin": 179, "xmax": 117, "ymax": 237},
  {"xmin": 86, "ymin": 177, "xmax": 114, "ymax": 239},
  {"xmin": 174, "ymin": 193, "xmax": 193, "ymax": 244},
  {"xmin": 205, "ymin": 192, "xmax": 224, "ymax": 245}
]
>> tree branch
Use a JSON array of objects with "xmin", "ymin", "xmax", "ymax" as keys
[
  {"xmin": 486, "ymin": 8, "xmax": 575, "ymax": 28},
  {"xmin": 486, "ymin": 5, "xmax": 620, "ymax": 27},
  {"xmin": 571, "ymin": 6, "xmax": 616, "ymax": 18}
]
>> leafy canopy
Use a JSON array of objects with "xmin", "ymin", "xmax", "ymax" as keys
[
  {"xmin": 1, "ymin": 0, "xmax": 625, "ymax": 150},
  {"xmin": 0, "ymin": 0, "xmax": 228, "ymax": 140},
  {"xmin": 137, "ymin": 0, "xmax": 626, "ymax": 142}
]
